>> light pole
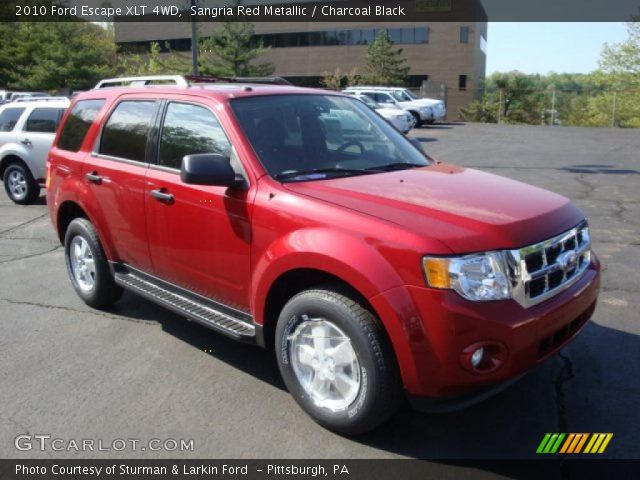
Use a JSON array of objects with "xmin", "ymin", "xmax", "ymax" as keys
[{"xmin": 190, "ymin": 0, "xmax": 199, "ymax": 76}]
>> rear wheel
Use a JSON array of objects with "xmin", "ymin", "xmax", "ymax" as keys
[
  {"xmin": 275, "ymin": 287, "xmax": 401, "ymax": 435},
  {"xmin": 3, "ymin": 162, "xmax": 39, "ymax": 204},
  {"xmin": 64, "ymin": 218, "xmax": 123, "ymax": 308}
]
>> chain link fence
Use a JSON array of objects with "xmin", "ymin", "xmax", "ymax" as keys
[{"xmin": 458, "ymin": 88, "xmax": 640, "ymax": 128}]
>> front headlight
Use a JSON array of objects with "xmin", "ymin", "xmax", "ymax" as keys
[{"xmin": 422, "ymin": 252, "xmax": 511, "ymax": 301}]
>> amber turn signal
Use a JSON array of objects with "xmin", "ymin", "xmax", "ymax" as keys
[{"xmin": 423, "ymin": 257, "xmax": 451, "ymax": 289}]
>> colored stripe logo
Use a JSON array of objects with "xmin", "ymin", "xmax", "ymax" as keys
[{"xmin": 537, "ymin": 433, "xmax": 613, "ymax": 454}]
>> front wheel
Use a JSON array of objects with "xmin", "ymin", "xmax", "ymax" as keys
[
  {"xmin": 410, "ymin": 111, "xmax": 422, "ymax": 127},
  {"xmin": 275, "ymin": 288, "xmax": 401, "ymax": 435},
  {"xmin": 3, "ymin": 162, "xmax": 39, "ymax": 204}
]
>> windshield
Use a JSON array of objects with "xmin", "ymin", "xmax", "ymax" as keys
[
  {"xmin": 390, "ymin": 91, "xmax": 412, "ymax": 102},
  {"xmin": 404, "ymin": 90, "xmax": 419, "ymax": 100},
  {"xmin": 358, "ymin": 95, "xmax": 379, "ymax": 109},
  {"xmin": 230, "ymin": 94, "xmax": 430, "ymax": 182}
]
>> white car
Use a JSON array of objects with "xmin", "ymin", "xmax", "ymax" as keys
[
  {"xmin": 342, "ymin": 88, "xmax": 434, "ymax": 127},
  {"xmin": 0, "ymin": 98, "xmax": 69, "ymax": 204},
  {"xmin": 349, "ymin": 86, "xmax": 446, "ymax": 123},
  {"xmin": 347, "ymin": 93, "xmax": 414, "ymax": 134}
]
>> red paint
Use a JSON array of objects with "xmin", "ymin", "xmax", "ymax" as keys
[{"xmin": 48, "ymin": 85, "xmax": 600, "ymax": 399}]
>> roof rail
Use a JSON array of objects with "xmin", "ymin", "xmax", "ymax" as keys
[
  {"xmin": 12, "ymin": 96, "xmax": 69, "ymax": 103},
  {"xmin": 185, "ymin": 75, "xmax": 292, "ymax": 86},
  {"xmin": 94, "ymin": 75, "xmax": 189, "ymax": 89},
  {"xmin": 93, "ymin": 75, "xmax": 293, "ymax": 90}
]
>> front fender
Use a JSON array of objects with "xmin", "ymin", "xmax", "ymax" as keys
[{"xmin": 251, "ymin": 228, "xmax": 404, "ymax": 325}]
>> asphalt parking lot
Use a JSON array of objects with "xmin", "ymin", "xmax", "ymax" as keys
[{"xmin": 0, "ymin": 123, "xmax": 638, "ymax": 461}]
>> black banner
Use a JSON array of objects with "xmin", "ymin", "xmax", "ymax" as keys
[
  {"xmin": 1, "ymin": 460, "xmax": 639, "ymax": 480},
  {"xmin": 1, "ymin": 0, "xmax": 640, "ymax": 22}
]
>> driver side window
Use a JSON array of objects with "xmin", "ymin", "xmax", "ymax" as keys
[{"xmin": 158, "ymin": 102, "xmax": 231, "ymax": 170}]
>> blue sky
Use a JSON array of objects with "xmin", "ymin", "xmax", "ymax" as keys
[{"xmin": 486, "ymin": 23, "xmax": 630, "ymax": 74}]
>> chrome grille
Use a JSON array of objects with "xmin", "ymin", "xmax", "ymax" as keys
[{"xmin": 508, "ymin": 222, "xmax": 591, "ymax": 308}]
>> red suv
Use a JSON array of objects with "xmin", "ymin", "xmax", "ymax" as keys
[{"xmin": 47, "ymin": 76, "xmax": 600, "ymax": 434}]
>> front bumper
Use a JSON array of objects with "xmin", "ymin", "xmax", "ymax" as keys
[
  {"xmin": 389, "ymin": 116, "xmax": 414, "ymax": 133},
  {"xmin": 369, "ymin": 255, "xmax": 600, "ymax": 399},
  {"xmin": 418, "ymin": 109, "xmax": 434, "ymax": 121}
]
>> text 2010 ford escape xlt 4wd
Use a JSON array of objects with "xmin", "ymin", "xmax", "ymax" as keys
[{"xmin": 47, "ymin": 76, "xmax": 600, "ymax": 434}]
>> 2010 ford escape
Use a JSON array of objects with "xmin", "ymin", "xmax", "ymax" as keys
[{"xmin": 47, "ymin": 76, "xmax": 600, "ymax": 434}]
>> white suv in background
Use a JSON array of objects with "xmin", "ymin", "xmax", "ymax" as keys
[
  {"xmin": 342, "ymin": 88, "xmax": 434, "ymax": 126},
  {"xmin": 345, "ymin": 92, "xmax": 414, "ymax": 133},
  {"xmin": 0, "ymin": 98, "xmax": 69, "ymax": 204},
  {"xmin": 348, "ymin": 86, "xmax": 447, "ymax": 123}
]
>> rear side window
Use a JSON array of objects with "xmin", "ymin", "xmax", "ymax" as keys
[
  {"xmin": 0, "ymin": 108, "xmax": 25, "ymax": 132},
  {"xmin": 58, "ymin": 100, "xmax": 105, "ymax": 152},
  {"xmin": 99, "ymin": 101, "xmax": 157, "ymax": 162},
  {"xmin": 158, "ymin": 102, "xmax": 231, "ymax": 170},
  {"xmin": 25, "ymin": 108, "xmax": 65, "ymax": 133}
]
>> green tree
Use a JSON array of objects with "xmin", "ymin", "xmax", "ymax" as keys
[
  {"xmin": 321, "ymin": 67, "xmax": 359, "ymax": 90},
  {"xmin": 362, "ymin": 30, "xmax": 410, "ymax": 86},
  {"xmin": 600, "ymin": 22, "xmax": 640, "ymax": 77},
  {"xmin": 597, "ymin": 22, "xmax": 640, "ymax": 127},
  {"xmin": 118, "ymin": 41, "xmax": 191, "ymax": 76},
  {"xmin": 0, "ymin": 22, "xmax": 117, "ymax": 92},
  {"xmin": 199, "ymin": 22, "xmax": 274, "ymax": 77}
]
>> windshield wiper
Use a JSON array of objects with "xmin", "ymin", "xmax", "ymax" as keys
[
  {"xmin": 365, "ymin": 162, "xmax": 426, "ymax": 172},
  {"xmin": 274, "ymin": 167, "xmax": 380, "ymax": 181}
]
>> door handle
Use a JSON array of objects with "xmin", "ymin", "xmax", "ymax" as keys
[
  {"xmin": 20, "ymin": 139, "xmax": 32, "ymax": 146},
  {"xmin": 85, "ymin": 172, "xmax": 103, "ymax": 184},
  {"xmin": 151, "ymin": 189, "xmax": 174, "ymax": 204}
]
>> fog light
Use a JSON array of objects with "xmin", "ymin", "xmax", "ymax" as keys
[
  {"xmin": 470, "ymin": 347, "xmax": 484, "ymax": 368},
  {"xmin": 460, "ymin": 341, "xmax": 507, "ymax": 374}
]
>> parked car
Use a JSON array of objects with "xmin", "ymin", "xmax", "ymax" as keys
[
  {"xmin": 344, "ymin": 92, "xmax": 414, "ymax": 134},
  {"xmin": 47, "ymin": 75, "xmax": 600, "ymax": 434},
  {"xmin": 0, "ymin": 90, "xmax": 14, "ymax": 105},
  {"xmin": 343, "ymin": 88, "xmax": 434, "ymax": 126},
  {"xmin": 0, "ymin": 97, "xmax": 69, "ymax": 204},
  {"xmin": 9, "ymin": 92, "xmax": 49, "ymax": 103},
  {"xmin": 349, "ymin": 86, "xmax": 447, "ymax": 123}
]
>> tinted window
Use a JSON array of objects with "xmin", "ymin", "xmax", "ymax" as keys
[
  {"xmin": 460, "ymin": 26, "xmax": 470, "ymax": 44},
  {"xmin": 230, "ymin": 95, "xmax": 429, "ymax": 182},
  {"xmin": 25, "ymin": 108, "xmax": 65, "ymax": 133},
  {"xmin": 0, "ymin": 108, "xmax": 25, "ymax": 132},
  {"xmin": 58, "ymin": 100, "xmax": 105, "ymax": 152},
  {"xmin": 459, "ymin": 75, "xmax": 468, "ymax": 90},
  {"xmin": 100, "ymin": 101, "xmax": 157, "ymax": 162},
  {"xmin": 416, "ymin": 27, "xmax": 429, "ymax": 44},
  {"xmin": 158, "ymin": 103, "xmax": 231, "ymax": 170}
]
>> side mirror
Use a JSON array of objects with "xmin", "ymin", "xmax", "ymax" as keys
[{"xmin": 180, "ymin": 154, "xmax": 245, "ymax": 188}]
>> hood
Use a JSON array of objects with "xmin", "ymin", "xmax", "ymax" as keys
[
  {"xmin": 284, "ymin": 163, "xmax": 585, "ymax": 253},
  {"xmin": 397, "ymin": 101, "xmax": 429, "ymax": 110},
  {"xmin": 377, "ymin": 107, "xmax": 409, "ymax": 117},
  {"xmin": 413, "ymin": 98, "xmax": 443, "ymax": 106}
]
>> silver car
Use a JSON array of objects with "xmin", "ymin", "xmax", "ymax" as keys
[
  {"xmin": 0, "ymin": 98, "xmax": 69, "ymax": 204},
  {"xmin": 342, "ymin": 88, "xmax": 434, "ymax": 126},
  {"xmin": 347, "ymin": 93, "xmax": 414, "ymax": 134}
]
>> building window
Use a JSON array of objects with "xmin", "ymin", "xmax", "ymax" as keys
[
  {"xmin": 460, "ymin": 26, "xmax": 470, "ymax": 44},
  {"xmin": 120, "ymin": 26, "xmax": 433, "ymax": 53},
  {"xmin": 458, "ymin": 75, "xmax": 468, "ymax": 91}
]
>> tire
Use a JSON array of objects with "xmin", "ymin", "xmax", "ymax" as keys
[
  {"xmin": 64, "ymin": 218, "xmax": 123, "ymax": 308},
  {"xmin": 3, "ymin": 162, "xmax": 39, "ymax": 205},
  {"xmin": 410, "ymin": 111, "xmax": 422, "ymax": 127},
  {"xmin": 275, "ymin": 287, "xmax": 401, "ymax": 435}
]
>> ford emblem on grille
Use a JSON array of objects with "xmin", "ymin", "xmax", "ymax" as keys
[{"xmin": 558, "ymin": 250, "xmax": 578, "ymax": 270}]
